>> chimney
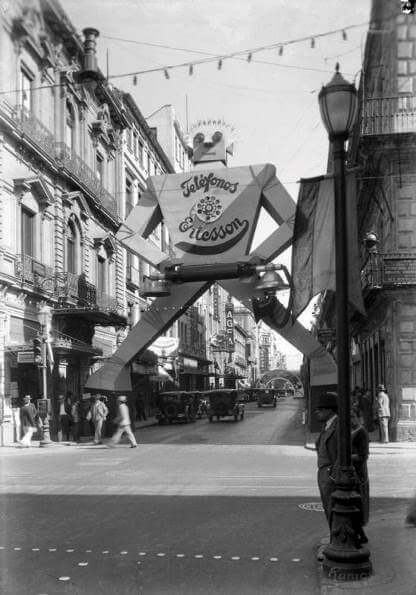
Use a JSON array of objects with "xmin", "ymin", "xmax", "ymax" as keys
[{"xmin": 80, "ymin": 27, "xmax": 100, "ymax": 81}]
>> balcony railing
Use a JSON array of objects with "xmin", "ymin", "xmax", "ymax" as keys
[
  {"xmin": 8, "ymin": 106, "xmax": 119, "ymax": 220},
  {"xmin": 55, "ymin": 143, "xmax": 119, "ymax": 219},
  {"xmin": 361, "ymin": 96, "xmax": 416, "ymax": 136},
  {"xmin": 12, "ymin": 106, "xmax": 56, "ymax": 159},
  {"xmin": 361, "ymin": 252, "xmax": 416, "ymax": 290},
  {"xmin": 15, "ymin": 254, "xmax": 55, "ymax": 292},
  {"xmin": 55, "ymin": 272, "xmax": 121, "ymax": 314}
]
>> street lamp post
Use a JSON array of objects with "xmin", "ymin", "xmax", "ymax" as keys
[
  {"xmin": 318, "ymin": 64, "xmax": 372, "ymax": 579},
  {"xmin": 38, "ymin": 306, "xmax": 52, "ymax": 447}
]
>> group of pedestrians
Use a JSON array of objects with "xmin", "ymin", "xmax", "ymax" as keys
[{"xmin": 18, "ymin": 391, "xmax": 140, "ymax": 449}]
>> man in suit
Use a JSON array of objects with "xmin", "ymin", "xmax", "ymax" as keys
[
  {"xmin": 376, "ymin": 384, "xmax": 390, "ymax": 444},
  {"xmin": 315, "ymin": 392, "xmax": 339, "ymax": 525}
]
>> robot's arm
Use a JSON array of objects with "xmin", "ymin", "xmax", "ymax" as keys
[{"xmin": 116, "ymin": 187, "xmax": 167, "ymax": 268}]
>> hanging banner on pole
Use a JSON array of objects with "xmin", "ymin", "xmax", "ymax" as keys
[{"xmin": 225, "ymin": 301, "xmax": 235, "ymax": 352}]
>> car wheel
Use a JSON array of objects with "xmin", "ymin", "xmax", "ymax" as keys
[
  {"xmin": 240, "ymin": 412, "xmax": 244, "ymax": 420},
  {"xmin": 234, "ymin": 413, "xmax": 238, "ymax": 421},
  {"xmin": 257, "ymin": 403, "xmax": 261, "ymax": 408}
]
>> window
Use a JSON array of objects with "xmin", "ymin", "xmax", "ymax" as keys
[
  {"xmin": 20, "ymin": 67, "xmax": 33, "ymax": 112},
  {"xmin": 66, "ymin": 219, "xmax": 81, "ymax": 274},
  {"xmin": 127, "ymin": 129, "xmax": 132, "ymax": 152},
  {"xmin": 139, "ymin": 141, "xmax": 144, "ymax": 167},
  {"xmin": 125, "ymin": 177, "xmax": 134, "ymax": 217},
  {"xmin": 133, "ymin": 132, "xmax": 138, "ymax": 157},
  {"xmin": 21, "ymin": 207, "xmax": 35, "ymax": 256},
  {"xmin": 96, "ymin": 151, "xmax": 104, "ymax": 182},
  {"xmin": 97, "ymin": 255, "xmax": 106, "ymax": 293},
  {"xmin": 147, "ymin": 152, "xmax": 151, "ymax": 173},
  {"xmin": 65, "ymin": 101, "xmax": 75, "ymax": 152}
]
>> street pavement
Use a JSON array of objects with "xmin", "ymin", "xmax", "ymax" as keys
[{"xmin": 1, "ymin": 397, "xmax": 416, "ymax": 594}]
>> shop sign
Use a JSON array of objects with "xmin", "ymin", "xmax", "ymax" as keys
[
  {"xmin": 148, "ymin": 336, "xmax": 179, "ymax": 357},
  {"xmin": 17, "ymin": 351, "xmax": 35, "ymax": 364},
  {"xmin": 225, "ymin": 301, "xmax": 235, "ymax": 352},
  {"xmin": 183, "ymin": 357, "xmax": 198, "ymax": 368}
]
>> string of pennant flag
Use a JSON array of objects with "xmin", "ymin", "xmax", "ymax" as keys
[
  {"xmin": 106, "ymin": 21, "xmax": 368, "ymax": 84},
  {"xmin": 0, "ymin": 20, "xmax": 371, "ymax": 97}
]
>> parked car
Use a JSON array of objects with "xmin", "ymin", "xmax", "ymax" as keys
[
  {"xmin": 206, "ymin": 389, "xmax": 245, "ymax": 422},
  {"xmin": 276, "ymin": 388, "xmax": 287, "ymax": 398},
  {"xmin": 156, "ymin": 391, "xmax": 199, "ymax": 424},
  {"xmin": 256, "ymin": 388, "xmax": 277, "ymax": 408}
]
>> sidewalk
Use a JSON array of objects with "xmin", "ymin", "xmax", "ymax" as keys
[
  {"xmin": 317, "ymin": 513, "xmax": 416, "ymax": 594},
  {"xmin": 305, "ymin": 430, "xmax": 416, "ymax": 452},
  {"xmin": 1, "ymin": 416, "xmax": 158, "ymax": 451}
]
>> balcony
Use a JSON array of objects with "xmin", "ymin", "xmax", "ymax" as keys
[
  {"xmin": 361, "ymin": 252, "xmax": 416, "ymax": 291},
  {"xmin": 55, "ymin": 143, "xmax": 119, "ymax": 219},
  {"xmin": 15, "ymin": 254, "xmax": 55, "ymax": 293},
  {"xmin": 361, "ymin": 96, "xmax": 416, "ymax": 136},
  {"xmin": 12, "ymin": 105, "xmax": 56, "ymax": 160},
  {"xmin": 55, "ymin": 272, "xmax": 127, "ymax": 326}
]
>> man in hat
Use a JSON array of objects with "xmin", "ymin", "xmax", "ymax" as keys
[
  {"xmin": 109, "ymin": 395, "xmax": 137, "ymax": 448},
  {"xmin": 19, "ymin": 395, "xmax": 39, "ymax": 447},
  {"xmin": 375, "ymin": 384, "xmax": 390, "ymax": 444},
  {"xmin": 315, "ymin": 392, "xmax": 339, "ymax": 525}
]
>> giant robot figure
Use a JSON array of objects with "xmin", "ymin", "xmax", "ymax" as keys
[{"xmin": 86, "ymin": 125, "xmax": 336, "ymax": 391}]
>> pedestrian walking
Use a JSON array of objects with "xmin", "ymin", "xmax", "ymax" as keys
[
  {"xmin": 375, "ymin": 384, "xmax": 390, "ymax": 443},
  {"xmin": 351, "ymin": 407, "xmax": 370, "ymax": 544},
  {"xmin": 71, "ymin": 399, "xmax": 81, "ymax": 442},
  {"xmin": 315, "ymin": 392, "xmax": 339, "ymax": 526},
  {"xmin": 19, "ymin": 395, "xmax": 40, "ymax": 447},
  {"xmin": 109, "ymin": 395, "xmax": 138, "ymax": 448},
  {"xmin": 57, "ymin": 394, "xmax": 73, "ymax": 441},
  {"xmin": 91, "ymin": 395, "xmax": 108, "ymax": 445}
]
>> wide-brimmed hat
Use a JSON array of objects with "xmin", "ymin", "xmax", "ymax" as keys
[
  {"xmin": 315, "ymin": 392, "xmax": 338, "ymax": 411},
  {"xmin": 377, "ymin": 384, "xmax": 385, "ymax": 391},
  {"xmin": 23, "ymin": 395, "xmax": 31, "ymax": 402}
]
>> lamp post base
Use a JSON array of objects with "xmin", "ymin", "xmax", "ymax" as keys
[
  {"xmin": 39, "ymin": 417, "xmax": 54, "ymax": 447},
  {"xmin": 322, "ymin": 482, "xmax": 372, "ymax": 581}
]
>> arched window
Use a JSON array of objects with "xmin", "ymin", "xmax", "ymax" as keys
[
  {"xmin": 65, "ymin": 101, "xmax": 75, "ymax": 152},
  {"xmin": 66, "ymin": 218, "xmax": 81, "ymax": 274}
]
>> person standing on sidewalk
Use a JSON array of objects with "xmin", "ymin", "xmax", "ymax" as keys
[
  {"xmin": 91, "ymin": 395, "xmax": 108, "ymax": 445},
  {"xmin": 71, "ymin": 399, "xmax": 81, "ymax": 443},
  {"xmin": 351, "ymin": 407, "xmax": 370, "ymax": 544},
  {"xmin": 109, "ymin": 395, "xmax": 138, "ymax": 448},
  {"xmin": 376, "ymin": 384, "xmax": 390, "ymax": 443},
  {"xmin": 19, "ymin": 395, "xmax": 40, "ymax": 447},
  {"xmin": 315, "ymin": 392, "xmax": 339, "ymax": 526}
]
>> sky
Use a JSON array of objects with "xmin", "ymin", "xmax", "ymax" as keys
[{"xmin": 61, "ymin": 0, "xmax": 372, "ymax": 368}]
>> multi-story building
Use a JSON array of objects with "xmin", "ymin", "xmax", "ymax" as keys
[
  {"xmin": 313, "ymin": 0, "xmax": 416, "ymax": 441},
  {"xmin": 0, "ymin": 0, "xmax": 131, "ymax": 443},
  {"xmin": 119, "ymin": 93, "xmax": 175, "ymax": 412}
]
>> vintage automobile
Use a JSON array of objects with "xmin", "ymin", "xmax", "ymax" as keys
[
  {"xmin": 256, "ymin": 388, "xmax": 277, "ymax": 408},
  {"xmin": 206, "ymin": 389, "xmax": 245, "ymax": 422},
  {"xmin": 156, "ymin": 391, "xmax": 199, "ymax": 424}
]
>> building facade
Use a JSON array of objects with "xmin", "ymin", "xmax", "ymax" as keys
[
  {"xmin": 0, "ymin": 0, "xmax": 131, "ymax": 443},
  {"xmin": 313, "ymin": 0, "xmax": 416, "ymax": 441}
]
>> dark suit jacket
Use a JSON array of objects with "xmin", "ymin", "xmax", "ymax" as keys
[{"xmin": 316, "ymin": 416, "xmax": 338, "ymax": 469}]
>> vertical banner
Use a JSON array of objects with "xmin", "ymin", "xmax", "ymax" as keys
[
  {"xmin": 213, "ymin": 283, "xmax": 219, "ymax": 321},
  {"xmin": 225, "ymin": 300, "xmax": 235, "ymax": 352}
]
